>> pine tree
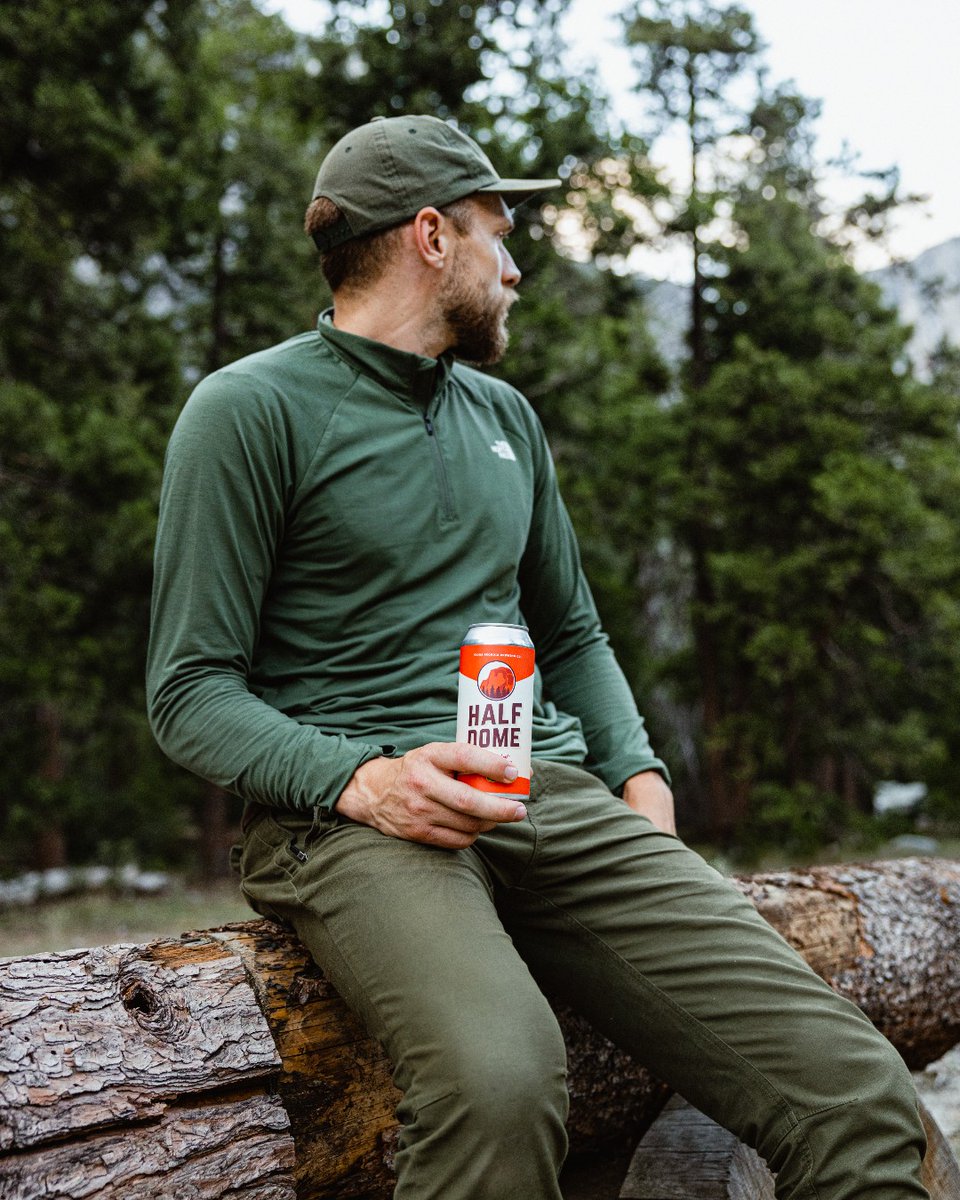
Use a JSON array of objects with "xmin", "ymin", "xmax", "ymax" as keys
[
  {"xmin": 0, "ymin": 0, "xmax": 204, "ymax": 868},
  {"xmin": 620, "ymin": 1, "xmax": 960, "ymax": 846}
]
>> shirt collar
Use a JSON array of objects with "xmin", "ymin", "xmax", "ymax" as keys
[{"xmin": 317, "ymin": 309, "xmax": 455, "ymax": 408}]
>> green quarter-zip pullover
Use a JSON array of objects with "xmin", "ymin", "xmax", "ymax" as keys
[{"xmin": 147, "ymin": 314, "xmax": 668, "ymax": 812}]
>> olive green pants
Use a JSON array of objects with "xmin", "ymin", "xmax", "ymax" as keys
[{"xmin": 237, "ymin": 761, "xmax": 928, "ymax": 1200}]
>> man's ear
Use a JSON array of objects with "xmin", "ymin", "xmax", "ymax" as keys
[{"xmin": 411, "ymin": 207, "xmax": 452, "ymax": 271}]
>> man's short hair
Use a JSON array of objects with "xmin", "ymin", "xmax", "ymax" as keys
[{"xmin": 304, "ymin": 196, "xmax": 476, "ymax": 295}]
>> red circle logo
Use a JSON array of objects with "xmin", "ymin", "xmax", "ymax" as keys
[{"xmin": 478, "ymin": 661, "xmax": 516, "ymax": 700}]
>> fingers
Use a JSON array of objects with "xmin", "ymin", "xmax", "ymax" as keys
[
  {"xmin": 425, "ymin": 741, "xmax": 520, "ymax": 784},
  {"xmin": 382, "ymin": 791, "xmax": 497, "ymax": 848},
  {"xmin": 404, "ymin": 744, "xmax": 527, "ymax": 826},
  {"xmin": 412, "ymin": 823, "xmax": 487, "ymax": 851},
  {"xmin": 341, "ymin": 743, "xmax": 528, "ymax": 849}
]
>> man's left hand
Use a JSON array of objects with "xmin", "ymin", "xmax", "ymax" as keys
[{"xmin": 622, "ymin": 771, "xmax": 676, "ymax": 835}]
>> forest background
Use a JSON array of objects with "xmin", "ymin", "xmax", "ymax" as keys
[{"xmin": 2, "ymin": 0, "xmax": 959, "ymax": 882}]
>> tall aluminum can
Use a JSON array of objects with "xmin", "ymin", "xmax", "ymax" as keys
[{"xmin": 456, "ymin": 622, "xmax": 535, "ymax": 799}]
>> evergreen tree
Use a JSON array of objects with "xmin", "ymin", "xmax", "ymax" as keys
[
  {"xmin": 5, "ymin": 0, "xmax": 952, "ymax": 868},
  {"xmin": 620, "ymin": 1, "xmax": 960, "ymax": 847},
  {"xmin": 699, "ymin": 88, "xmax": 960, "ymax": 843},
  {"xmin": 0, "ymin": 0, "xmax": 204, "ymax": 868},
  {"xmin": 622, "ymin": 0, "xmax": 761, "ymax": 387},
  {"xmin": 159, "ymin": 0, "xmax": 322, "ymax": 376}
]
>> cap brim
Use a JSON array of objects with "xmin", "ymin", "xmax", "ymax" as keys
[{"xmin": 478, "ymin": 178, "xmax": 561, "ymax": 204}]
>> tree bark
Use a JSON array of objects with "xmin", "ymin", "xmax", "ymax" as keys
[
  {"xmin": 0, "ymin": 1094, "xmax": 296, "ymax": 1200},
  {"xmin": 0, "ymin": 857, "xmax": 957, "ymax": 1200},
  {"xmin": 0, "ymin": 938, "xmax": 282, "ymax": 1153},
  {"xmin": 733, "ymin": 858, "xmax": 960, "ymax": 1067}
]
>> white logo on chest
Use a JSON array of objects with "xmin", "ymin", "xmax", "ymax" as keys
[{"xmin": 490, "ymin": 440, "xmax": 517, "ymax": 461}]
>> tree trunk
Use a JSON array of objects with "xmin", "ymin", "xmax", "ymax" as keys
[
  {"xmin": 1, "ymin": 858, "xmax": 957, "ymax": 1199},
  {"xmin": 621, "ymin": 1095, "xmax": 774, "ymax": 1199},
  {"xmin": 1, "ymin": 1095, "xmax": 296, "ymax": 1200},
  {"xmin": 198, "ymin": 780, "xmax": 232, "ymax": 881},
  {"xmin": 207, "ymin": 213, "xmax": 229, "ymax": 376},
  {"xmin": 34, "ymin": 701, "xmax": 68, "ymax": 869}
]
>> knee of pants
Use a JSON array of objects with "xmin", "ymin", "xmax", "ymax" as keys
[
  {"xmin": 395, "ymin": 1049, "xmax": 570, "ymax": 1200},
  {"xmin": 461, "ymin": 1055, "xmax": 569, "ymax": 1142},
  {"xmin": 859, "ymin": 1035, "xmax": 922, "ymax": 1112},
  {"xmin": 406, "ymin": 1023, "xmax": 570, "ymax": 1149},
  {"xmin": 768, "ymin": 1034, "xmax": 927, "ymax": 1197}
]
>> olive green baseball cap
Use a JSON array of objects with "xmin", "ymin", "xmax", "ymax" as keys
[{"xmin": 309, "ymin": 114, "xmax": 560, "ymax": 251}]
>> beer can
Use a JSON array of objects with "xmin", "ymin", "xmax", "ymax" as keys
[{"xmin": 456, "ymin": 622, "xmax": 535, "ymax": 798}]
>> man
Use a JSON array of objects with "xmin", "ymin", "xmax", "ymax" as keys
[{"xmin": 147, "ymin": 115, "xmax": 928, "ymax": 1200}]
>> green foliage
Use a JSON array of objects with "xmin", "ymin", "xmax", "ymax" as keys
[
  {"xmin": 622, "ymin": 1, "xmax": 761, "ymax": 135},
  {"xmin": 160, "ymin": 0, "xmax": 323, "ymax": 371},
  {"xmin": 0, "ymin": 0, "xmax": 205, "ymax": 870},
  {"xmin": 708, "ymin": 210, "xmax": 959, "ymax": 835},
  {"xmin": 0, "ymin": 370, "xmax": 177, "ymax": 867},
  {"xmin": 614, "ymin": 0, "xmax": 960, "ymax": 844}
]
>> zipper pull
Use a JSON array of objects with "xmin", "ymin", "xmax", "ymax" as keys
[
  {"xmin": 423, "ymin": 414, "xmax": 434, "ymax": 435},
  {"xmin": 289, "ymin": 839, "xmax": 308, "ymax": 863}
]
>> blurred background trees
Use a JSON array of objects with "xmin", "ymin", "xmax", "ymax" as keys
[{"xmin": 0, "ymin": 0, "xmax": 956, "ymax": 876}]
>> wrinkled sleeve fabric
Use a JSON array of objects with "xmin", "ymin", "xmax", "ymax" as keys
[
  {"xmin": 516, "ymin": 401, "xmax": 670, "ymax": 793},
  {"xmin": 146, "ymin": 373, "xmax": 382, "ymax": 812}
]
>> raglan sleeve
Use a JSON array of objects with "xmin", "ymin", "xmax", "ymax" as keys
[
  {"xmin": 516, "ymin": 402, "xmax": 670, "ymax": 793},
  {"xmin": 146, "ymin": 373, "xmax": 383, "ymax": 812}
]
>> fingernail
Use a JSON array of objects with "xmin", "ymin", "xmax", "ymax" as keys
[
  {"xmin": 504, "ymin": 766, "xmax": 518, "ymax": 781},
  {"xmin": 513, "ymin": 803, "xmax": 527, "ymax": 820}
]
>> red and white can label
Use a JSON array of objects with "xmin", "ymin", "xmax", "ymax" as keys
[{"xmin": 456, "ymin": 643, "xmax": 535, "ymax": 797}]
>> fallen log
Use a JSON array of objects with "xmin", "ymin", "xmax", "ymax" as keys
[
  {"xmin": 619, "ymin": 1096, "xmax": 775, "ymax": 1199},
  {"xmin": 0, "ymin": 1094, "xmax": 296, "ymax": 1200},
  {"xmin": 733, "ymin": 859, "xmax": 960, "ymax": 1067},
  {"xmin": 0, "ymin": 856, "xmax": 957, "ymax": 1199},
  {"xmin": 618, "ymin": 1094, "xmax": 960, "ymax": 1199}
]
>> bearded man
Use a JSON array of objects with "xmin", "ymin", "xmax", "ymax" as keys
[{"xmin": 147, "ymin": 115, "xmax": 929, "ymax": 1200}]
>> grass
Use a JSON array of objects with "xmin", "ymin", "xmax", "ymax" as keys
[{"xmin": 0, "ymin": 881, "xmax": 254, "ymax": 960}]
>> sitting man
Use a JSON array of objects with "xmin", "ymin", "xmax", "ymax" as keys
[{"xmin": 147, "ymin": 114, "xmax": 928, "ymax": 1199}]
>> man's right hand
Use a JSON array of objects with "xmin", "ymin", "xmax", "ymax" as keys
[{"xmin": 335, "ymin": 743, "xmax": 527, "ymax": 849}]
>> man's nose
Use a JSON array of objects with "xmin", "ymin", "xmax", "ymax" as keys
[{"xmin": 501, "ymin": 247, "xmax": 521, "ymax": 287}]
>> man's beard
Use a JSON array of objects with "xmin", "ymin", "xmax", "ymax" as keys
[{"xmin": 440, "ymin": 264, "xmax": 516, "ymax": 366}]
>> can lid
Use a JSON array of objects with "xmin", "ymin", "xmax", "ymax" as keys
[
  {"xmin": 465, "ymin": 622, "xmax": 529, "ymax": 633},
  {"xmin": 462, "ymin": 622, "xmax": 533, "ymax": 648}
]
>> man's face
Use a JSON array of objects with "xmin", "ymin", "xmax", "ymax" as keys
[{"xmin": 439, "ymin": 196, "xmax": 521, "ymax": 365}]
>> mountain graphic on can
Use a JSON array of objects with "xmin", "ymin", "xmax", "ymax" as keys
[{"xmin": 478, "ymin": 661, "xmax": 516, "ymax": 700}]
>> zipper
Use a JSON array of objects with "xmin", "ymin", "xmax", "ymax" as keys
[{"xmin": 423, "ymin": 411, "xmax": 455, "ymax": 521}]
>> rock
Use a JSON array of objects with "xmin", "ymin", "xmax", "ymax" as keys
[{"xmin": 914, "ymin": 1045, "xmax": 960, "ymax": 1160}]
